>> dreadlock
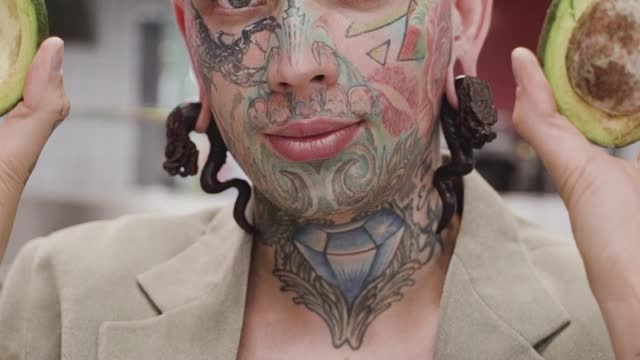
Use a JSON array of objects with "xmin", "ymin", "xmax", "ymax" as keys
[{"xmin": 164, "ymin": 102, "xmax": 255, "ymax": 234}]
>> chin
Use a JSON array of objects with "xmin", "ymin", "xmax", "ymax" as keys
[{"xmin": 246, "ymin": 127, "xmax": 385, "ymax": 217}]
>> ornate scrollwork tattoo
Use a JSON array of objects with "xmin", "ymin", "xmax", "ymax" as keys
[
  {"xmin": 193, "ymin": 6, "xmax": 280, "ymax": 88},
  {"xmin": 255, "ymin": 128, "xmax": 443, "ymax": 350},
  {"xmin": 163, "ymin": 104, "xmax": 200, "ymax": 178}
]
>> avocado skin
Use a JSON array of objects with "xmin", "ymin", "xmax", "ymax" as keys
[
  {"xmin": 0, "ymin": 0, "xmax": 49, "ymax": 117},
  {"xmin": 538, "ymin": 0, "xmax": 640, "ymax": 148},
  {"xmin": 538, "ymin": 0, "xmax": 563, "ymax": 68},
  {"xmin": 34, "ymin": 0, "xmax": 50, "ymax": 44}
]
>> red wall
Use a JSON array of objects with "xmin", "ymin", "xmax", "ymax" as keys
[{"xmin": 478, "ymin": 0, "xmax": 552, "ymax": 124}]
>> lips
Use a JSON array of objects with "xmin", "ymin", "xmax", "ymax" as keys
[{"xmin": 265, "ymin": 118, "xmax": 364, "ymax": 162}]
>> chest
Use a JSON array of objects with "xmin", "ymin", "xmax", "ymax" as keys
[
  {"xmin": 235, "ymin": 308, "xmax": 438, "ymax": 360},
  {"xmin": 236, "ymin": 338, "xmax": 436, "ymax": 360}
]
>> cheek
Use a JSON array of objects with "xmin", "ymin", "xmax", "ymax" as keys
[
  {"xmin": 368, "ymin": 66, "xmax": 420, "ymax": 137},
  {"xmin": 398, "ymin": 26, "xmax": 424, "ymax": 61},
  {"xmin": 209, "ymin": 89, "xmax": 249, "ymax": 153},
  {"xmin": 417, "ymin": 0, "xmax": 453, "ymax": 134},
  {"xmin": 244, "ymin": 32, "xmax": 271, "ymax": 68}
]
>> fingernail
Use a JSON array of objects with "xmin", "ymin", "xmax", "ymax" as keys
[{"xmin": 50, "ymin": 42, "xmax": 64, "ymax": 74}]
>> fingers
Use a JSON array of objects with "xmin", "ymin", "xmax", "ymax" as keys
[{"xmin": 510, "ymin": 47, "xmax": 597, "ymax": 197}]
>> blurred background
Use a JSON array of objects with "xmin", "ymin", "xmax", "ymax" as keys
[{"xmin": 1, "ymin": 0, "xmax": 638, "ymax": 280}]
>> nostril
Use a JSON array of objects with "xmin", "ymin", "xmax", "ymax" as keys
[
  {"xmin": 312, "ymin": 75, "xmax": 326, "ymax": 83},
  {"xmin": 278, "ymin": 82, "xmax": 291, "ymax": 91}
]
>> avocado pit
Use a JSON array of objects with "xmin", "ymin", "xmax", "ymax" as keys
[{"xmin": 567, "ymin": 0, "xmax": 640, "ymax": 116}]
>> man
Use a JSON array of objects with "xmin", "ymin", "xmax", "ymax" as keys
[{"xmin": 0, "ymin": 0, "xmax": 639, "ymax": 359}]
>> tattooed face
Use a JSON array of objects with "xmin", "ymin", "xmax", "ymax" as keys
[{"xmin": 186, "ymin": 0, "xmax": 452, "ymax": 218}]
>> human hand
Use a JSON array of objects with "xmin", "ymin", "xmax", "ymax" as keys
[
  {"xmin": 511, "ymin": 47, "xmax": 640, "ymax": 359},
  {"xmin": 0, "ymin": 37, "xmax": 69, "ymax": 262}
]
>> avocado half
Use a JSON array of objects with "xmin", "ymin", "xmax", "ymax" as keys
[
  {"xmin": 539, "ymin": 0, "xmax": 640, "ymax": 148},
  {"xmin": 0, "ymin": 0, "xmax": 49, "ymax": 117}
]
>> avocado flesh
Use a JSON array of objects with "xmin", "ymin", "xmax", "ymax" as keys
[
  {"xmin": 0, "ymin": 0, "xmax": 49, "ymax": 117},
  {"xmin": 539, "ymin": 0, "xmax": 640, "ymax": 148}
]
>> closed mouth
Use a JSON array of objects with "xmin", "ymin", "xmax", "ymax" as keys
[{"xmin": 265, "ymin": 119, "xmax": 365, "ymax": 162}]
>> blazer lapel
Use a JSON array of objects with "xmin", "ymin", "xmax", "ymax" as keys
[
  {"xmin": 435, "ymin": 173, "xmax": 571, "ymax": 360},
  {"xmin": 98, "ymin": 204, "xmax": 253, "ymax": 360}
]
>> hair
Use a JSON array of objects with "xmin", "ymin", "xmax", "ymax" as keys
[{"xmin": 164, "ymin": 78, "xmax": 496, "ymax": 235}]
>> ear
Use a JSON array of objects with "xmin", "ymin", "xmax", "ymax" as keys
[
  {"xmin": 173, "ymin": 0, "xmax": 186, "ymax": 35},
  {"xmin": 173, "ymin": 0, "xmax": 212, "ymax": 133},
  {"xmin": 445, "ymin": 0, "xmax": 493, "ymax": 108}
]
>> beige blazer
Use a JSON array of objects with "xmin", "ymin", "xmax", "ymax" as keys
[{"xmin": 0, "ymin": 172, "xmax": 614, "ymax": 359}]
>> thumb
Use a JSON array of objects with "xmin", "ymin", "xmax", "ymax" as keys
[
  {"xmin": 1, "ymin": 37, "xmax": 69, "ymax": 184},
  {"xmin": 21, "ymin": 37, "xmax": 69, "ymax": 128},
  {"xmin": 511, "ymin": 47, "xmax": 596, "ymax": 198}
]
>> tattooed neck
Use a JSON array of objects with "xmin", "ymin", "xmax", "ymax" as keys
[
  {"xmin": 252, "ymin": 129, "xmax": 446, "ymax": 350},
  {"xmin": 188, "ymin": 0, "xmax": 454, "ymax": 350}
]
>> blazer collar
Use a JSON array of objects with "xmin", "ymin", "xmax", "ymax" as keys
[
  {"xmin": 134, "ymin": 202, "xmax": 252, "ymax": 314},
  {"xmin": 435, "ymin": 172, "xmax": 570, "ymax": 359},
  {"xmin": 98, "ymin": 204, "xmax": 253, "ymax": 360}
]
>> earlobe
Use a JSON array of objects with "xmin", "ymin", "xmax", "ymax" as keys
[
  {"xmin": 446, "ymin": 0, "xmax": 493, "ymax": 109},
  {"xmin": 196, "ymin": 92, "xmax": 212, "ymax": 133},
  {"xmin": 445, "ymin": 63, "xmax": 459, "ymax": 109},
  {"xmin": 453, "ymin": 0, "xmax": 493, "ymax": 63}
]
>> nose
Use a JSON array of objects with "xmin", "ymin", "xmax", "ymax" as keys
[{"xmin": 266, "ymin": 44, "xmax": 339, "ymax": 95}]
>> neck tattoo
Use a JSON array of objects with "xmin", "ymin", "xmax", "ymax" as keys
[{"xmin": 254, "ymin": 128, "xmax": 445, "ymax": 350}]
